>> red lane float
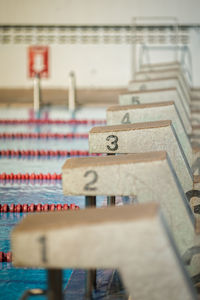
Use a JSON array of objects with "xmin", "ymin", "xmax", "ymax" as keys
[
  {"xmin": 0, "ymin": 149, "xmax": 96, "ymax": 157},
  {"xmin": 0, "ymin": 150, "xmax": 101, "ymax": 158},
  {"xmin": 0, "ymin": 119, "xmax": 106, "ymax": 125},
  {"xmin": 0, "ymin": 133, "xmax": 89, "ymax": 139},
  {"xmin": 0, "ymin": 203, "xmax": 80, "ymax": 263},
  {"xmin": 0, "ymin": 203, "xmax": 80, "ymax": 213},
  {"xmin": 0, "ymin": 173, "xmax": 62, "ymax": 181},
  {"xmin": 0, "ymin": 252, "xmax": 12, "ymax": 263}
]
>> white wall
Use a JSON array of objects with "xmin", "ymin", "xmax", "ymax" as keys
[
  {"xmin": 0, "ymin": 0, "xmax": 200, "ymax": 24},
  {"xmin": 0, "ymin": 44, "xmax": 131, "ymax": 88},
  {"xmin": 0, "ymin": 0, "xmax": 200, "ymax": 88}
]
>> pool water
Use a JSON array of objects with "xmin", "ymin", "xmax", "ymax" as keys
[{"xmin": 0, "ymin": 107, "xmax": 106, "ymax": 300}]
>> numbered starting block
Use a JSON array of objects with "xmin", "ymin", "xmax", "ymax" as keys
[
  {"xmin": 107, "ymin": 101, "xmax": 192, "ymax": 166},
  {"xmin": 119, "ymin": 88, "xmax": 191, "ymax": 134},
  {"xmin": 106, "ymin": 101, "xmax": 200, "ymax": 176},
  {"xmin": 61, "ymin": 153, "xmax": 200, "ymax": 276},
  {"xmin": 129, "ymin": 77, "xmax": 190, "ymax": 108},
  {"xmin": 11, "ymin": 203, "xmax": 197, "ymax": 300},
  {"xmin": 135, "ymin": 67, "xmax": 190, "ymax": 104},
  {"xmin": 89, "ymin": 121, "xmax": 193, "ymax": 193}
]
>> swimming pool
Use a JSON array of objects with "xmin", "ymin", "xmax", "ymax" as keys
[{"xmin": 0, "ymin": 107, "xmax": 107, "ymax": 300}]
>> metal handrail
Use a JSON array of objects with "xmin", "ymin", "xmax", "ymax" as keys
[
  {"xmin": 181, "ymin": 45, "xmax": 193, "ymax": 83},
  {"xmin": 132, "ymin": 16, "xmax": 179, "ymax": 80}
]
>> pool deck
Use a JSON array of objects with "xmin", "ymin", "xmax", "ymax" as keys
[{"xmin": 0, "ymin": 88, "xmax": 126, "ymax": 107}]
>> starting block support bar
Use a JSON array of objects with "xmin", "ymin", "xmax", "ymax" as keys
[
  {"xmin": 48, "ymin": 269, "xmax": 62, "ymax": 300},
  {"xmin": 107, "ymin": 196, "xmax": 115, "ymax": 206},
  {"xmin": 85, "ymin": 195, "xmax": 97, "ymax": 298},
  {"xmin": 107, "ymin": 153, "xmax": 116, "ymax": 206},
  {"xmin": 85, "ymin": 196, "xmax": 96, "ymax": 208}
]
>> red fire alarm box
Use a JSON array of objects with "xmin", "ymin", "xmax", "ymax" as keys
[{"xmin": 28, "ymin": 46, "xmax": 49, "ymax": 78}]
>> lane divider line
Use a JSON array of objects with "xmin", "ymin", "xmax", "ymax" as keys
[
  {"xmin": 0, "ymin": 173, "xmax": 62, "ymax": 180},
  {"xmin": 0, "ymin": 133, "xmax": 89, "ymax": 139},
  {"xmin": 0, "ymin": 203, "xmax": 80, "ymax": 213},
  {"xmin": 0, "ymin": 150, "xmax": 101, "ymax": 158},
  {"xmin": 0, "ymin": 119, "xmax": 106, "ymax": 125}
]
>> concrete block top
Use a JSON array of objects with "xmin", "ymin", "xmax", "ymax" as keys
[
  {"xmin": 90, "ymin": 120, "xmax": 171, "ymax": 134},
  {"xmin": 12, "ymin": 203, "xmax": 158, "ymax": 234},
  {"xmin": 119, "ymin": 87, "xmax": 176, "ymax": 95},
  {"xmin": 137, "ymin": 68, "xmax": 183, "ymax": 75},
  {"xmin": 191, "ymin": 109, "xmax": 200, "ymax": 114},
  {"xmin": 107, "ymin": 101, "xmax": 174, "ymax": 112},
  {"xmin": 89, "ymin": 120, "xmax": 193, "ymax": 193},
  {"xmin": 141, "ymin": 61, "xmax": 180, "ymax": 68},
  {"xmin": 62, "ymin": 151, "xmax": 167, "ymax": 170},
  {"xmin": 129, "ymin": 76, "xmax": 178, "ymax": 84},
  {"xmin": 11, "ymin": 202, "xmax": 197, "ymax": 300},
  {"xmin": 106, "ymin": 101, "xmax": 192, "ymax": 167}
]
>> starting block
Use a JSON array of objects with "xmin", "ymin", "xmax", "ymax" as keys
[
  {"xmin": 106, "ymin": 101, "xmax": 192, "ymax": 166},
  {"xmin": 119, "ymin": 88, "xmax": 191, "ymax": 134},
  {"xmin": 89, "ymin": 121, "xmax": 193, "ymax": 193},
  {"xmin": 135, "ymin": 68, "xmax": 190, "ymax": 104},
  {"xmin": 11, "ymin": 203, "xmax": 197, "ymax": 300},
  {"xmin": 128, "ymin": 77, "xmax": 190, "ymax": 109},
  {"xmin": 61, "ymin": 152, "xmax": 199, "ymax": 272}
]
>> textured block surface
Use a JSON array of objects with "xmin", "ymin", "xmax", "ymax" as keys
[
  {"xmin": 129, "ymin": 77, "xmax": 190, "ymax": 108},
  {"xmin": 62, "ymin": 152, "xmax": 196, "ymax": 263},
  {"xmin": 119, "ymin": 88, "xmax": 191, "ymax": 133},
  {"xmin": 107, "ymin": 101, "xmax": 192, "ymax": 165},
  {"xmin": 12, "ymin": 204, "xmax": 197, "ymax": 300},
  {"xmin": 89, "ymin": 121, "xmax": 193, "ymax": 193},
  {"xmin": 135, "ymin": 67, "xmax": 190, "ymax": 107}
]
